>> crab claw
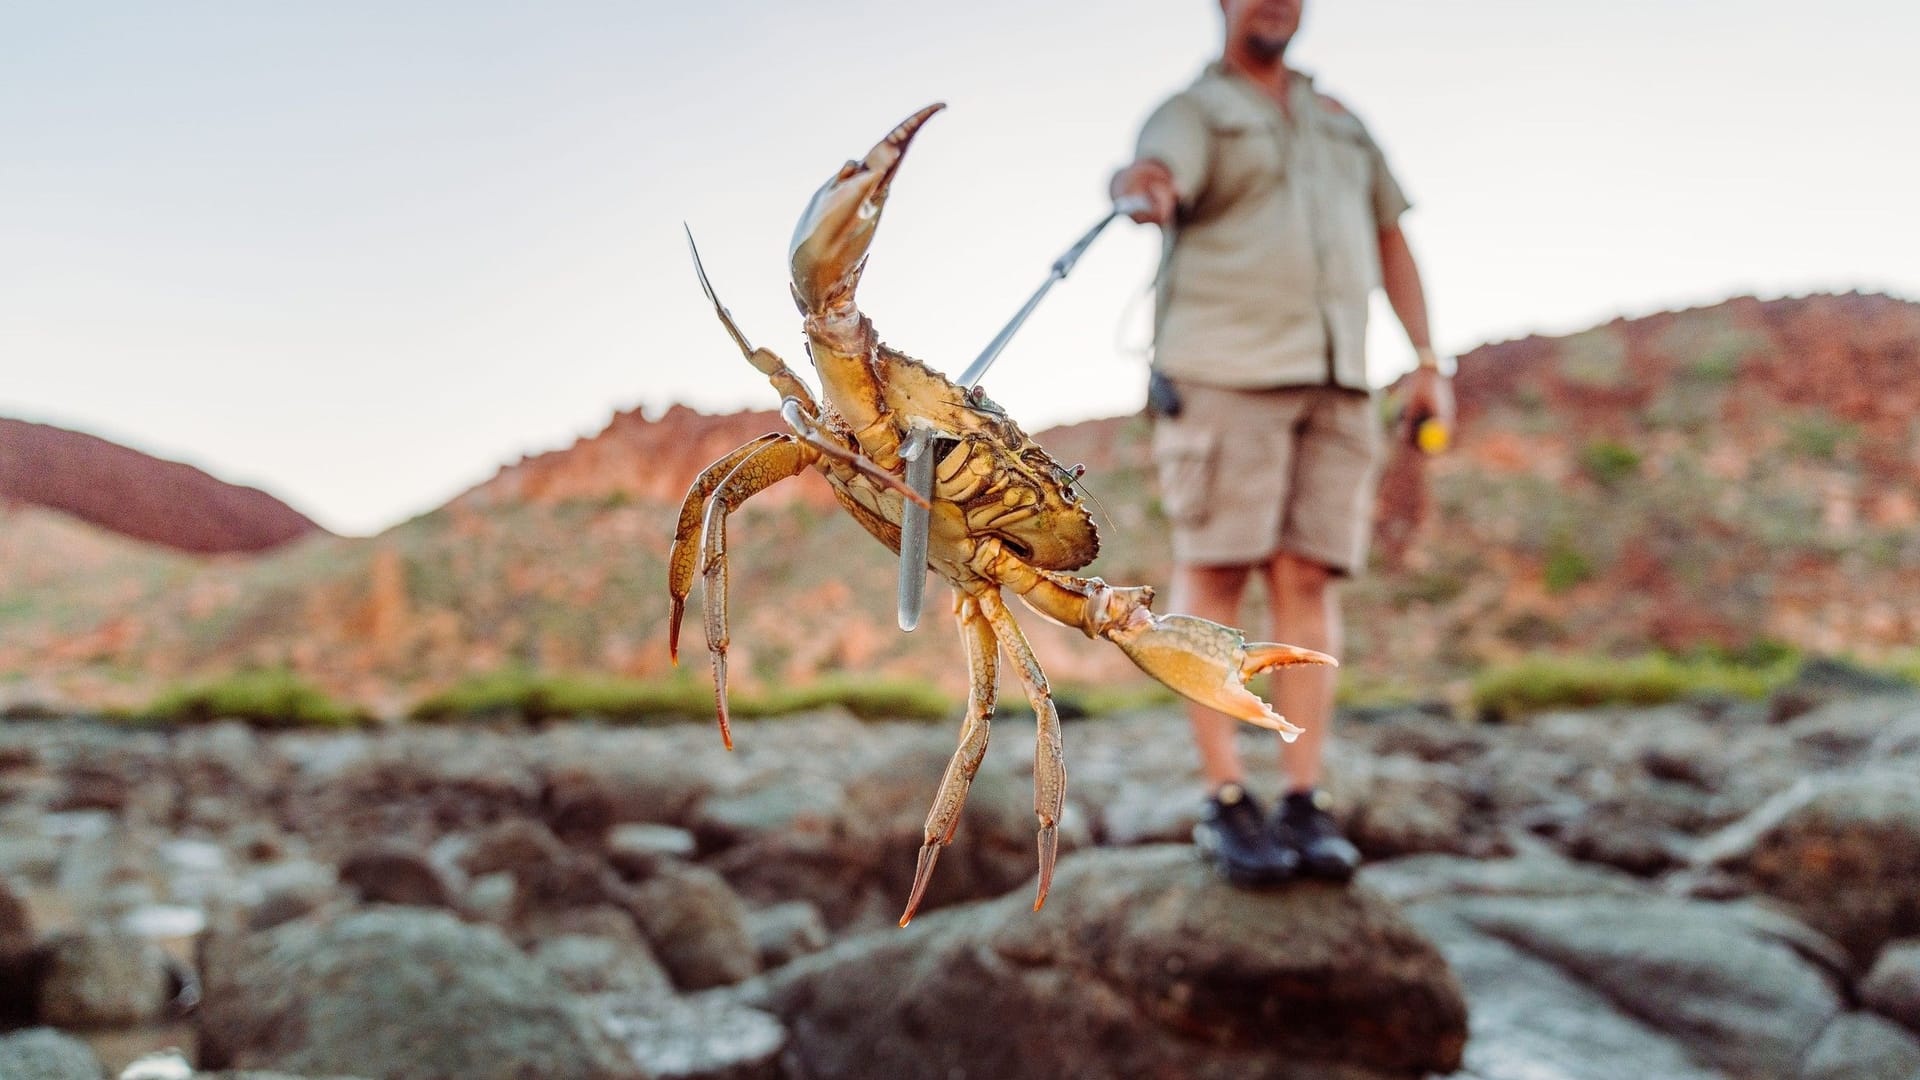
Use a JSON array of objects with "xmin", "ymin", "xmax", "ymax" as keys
[
  {"xmin": 1104, "ymin": 610, "xmax": 1335, "ymax": 741},
  {"xmin": 790, "ymin": 103, "xmax": 945, "ymax": 317}
]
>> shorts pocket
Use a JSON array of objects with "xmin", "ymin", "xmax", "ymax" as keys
[{"xmin": 1152, "ymin": 423, "xmax": 1220, "ymax": 527}]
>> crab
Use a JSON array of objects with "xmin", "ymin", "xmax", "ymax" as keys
[{"xmin": 669, "ymin": 103, "xmax": 1335, "ymax": 926}]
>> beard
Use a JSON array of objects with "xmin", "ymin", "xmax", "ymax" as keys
[{"xmin": 1245, "ymin": 32, "xmax": 1290, "ymax": 62}]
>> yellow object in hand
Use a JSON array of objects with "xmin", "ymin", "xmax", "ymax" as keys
[{"xmin": 1415, "ymin": 418, "xmax": 1450, "ymax": 455}]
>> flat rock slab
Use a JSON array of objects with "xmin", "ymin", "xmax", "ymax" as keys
[{"xmin": 1698, "ymin": 769, "xmax": 1920, "ymax": 968}]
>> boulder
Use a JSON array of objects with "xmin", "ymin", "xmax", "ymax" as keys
[
  {"xmin": 1, "ymin": 874, "xmax": 37, "ymax": 1022},
  {"xmin": 746, "ymin": 901, "xmax": 829, "ymax": 971},
  {"xmin": 1334, "ymin": 757, "xmax": 1507, "ymax": 860},
  {"xmin": 197, "ymin": 907, "xmax": 645, "ymax": 1080},
  {"xmin": 607, "ymin": 824, "xmax": 697, "ymax": 880},
  {"xmin": 523, "ymin": 903, "xmax": 646, "ymax": 946},
  {"xmin": 541, "ymin": 768, "xmax": 619, "ymax": 849},
  {"xmin": 705, "ymin": 742, "xmax": 1088, "ymax": 930},
  {"xmin": 281, "ymin": 733, "xmax": 542, "ymax": 856},
  {"xmin": 1863, "ymin": 941, "xmax": 1920, "ymax": 1035},
  {"xmin": 240, "ymin": 860, "xmax": 342, "ymax": 932},
  {"xmin": 605, "ymin": 993, "xmax": 786, "ymax": 1080},
  {"xmin": 754, "ymin": 845, "xmax": 1466, "ymax": 1080},
  {"xmin": 37, "ymin": 927, "xmax": 172, "ymax": 1028},
  {"xmin": 532, "ymin": 934, "xmax": 674, "ymax": 999},
  {"xmin": 1090, "ymin": 781, "xmax": 1199, "ymax": 846},
  {"xmin": 1551, "ymin": 798, "xmax": 1691, "ymax": 877},
  {"xmin": 1697, "ymin": 769, "xmax": 1920, "ymax": 966},
  {"xmin": 1798, "ymin": 1011, "xmax": 1920, "ymax": 1080},
  {"xmin": 461, "ymin": 819, "xmax": 631, "ymax": 920},
  {"xmin": 0, "ymin": 1028, "xmax": 104, "ymax": 1080},
  {"xmin": 629, "ymin": 862, "xmax": 758, "ymax": 991},
  {"xmin": 337, "ymin": 840, "xmax": 458, "ymax": 909}
]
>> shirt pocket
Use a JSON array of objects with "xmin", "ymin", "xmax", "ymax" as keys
[
  {"xmin": 1192, "ymin": 119, "xmax": 1286, "ymax": 222},
  {"xmin": 1152, "ymin": 422, "xmax": 1221, "ymax": 527},
  {"xmin": 1316, "ymin": 114, "xmax": 1375, "ymax": 191}
]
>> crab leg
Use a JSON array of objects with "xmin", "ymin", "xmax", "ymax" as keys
[
  {"xmin": 973, "ymin": 540, "xmax": 1336, "ymax": 738},
  {"xmin": 778, "ymin": 398, "xmax": 928, "ymax": 510},
  {"xmin": 698, "ymin": 438, "xmax": 810, "ymax": 750},
  {"xmin": 976, "ymin": 587, "xmax": 1065, "ymax": 913},
  {"xmin": 899, "ymin": 591, "xmax": 999, "ymax": 927},
  {"xmin": 685, "ymin": 227, "xmax": 821, "ymax": 414},
  {"xmin": 669, "ymin": 434, "xmax": 789, "ymax": 663}
]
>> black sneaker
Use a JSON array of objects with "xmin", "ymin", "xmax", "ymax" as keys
[
  {"xmin": 1273, "ymin": 790, "xmax": 1361, "ymax": 882},
  {"xmin": 1193, "ymin": 783, "xmax": 1299, "ymax": 886}
]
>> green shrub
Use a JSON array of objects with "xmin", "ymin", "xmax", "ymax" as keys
[
  {"xmin": 1543, "ymin": 542, "xmax": 1594, "ymax": 594},
  {"xmin": 1685, "ymin": 346, "xmax": 1744, "ymax": 384},
  {"xmin": 1783, "ymin": 416, "xmax": 1855, "ymax": 461},
  {"xmin": 135, "ymin": 670, "xmax": 371, "ymax": 730},
  {"xmin": 1471, "ymin": 653, "xmax": 1791, "ymax": 724},
  {"xmin": 1579, "ymin": 440, "xmax": 1642, "ymax": 487}
]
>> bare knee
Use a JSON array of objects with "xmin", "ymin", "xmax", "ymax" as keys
[
  {"xmin": 1271, "ymin": 554, "xmax": 1334, "ymax": 605},
  {"xmin": 1174, "ymin": 562, "xmax": 1252, "ymax": 620}
]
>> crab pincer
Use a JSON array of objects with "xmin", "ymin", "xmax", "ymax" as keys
[{"xmin": 1106, "ymin": 611, "xmax": 1336, "ymax": 740}]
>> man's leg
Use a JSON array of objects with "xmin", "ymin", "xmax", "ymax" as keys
[
  {"xmin": 1173, "ymin": 560, "xmax": 1256, "ymax": 788},
  {"xmin": 1266, "ymin": 551, "xmax": 1361, "ymax": 880},
  {"xmin": 1266, "ymin": 552, "xmax": 1341, "ymax": 792},
  {"xmin": 1175, "ymin": 559, "xmax": 1296, "ymax": 885}
]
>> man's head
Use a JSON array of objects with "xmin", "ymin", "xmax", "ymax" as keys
[{"xmin": 1219, "ymin": 0, "xmax": 1302, "ymax": 63}]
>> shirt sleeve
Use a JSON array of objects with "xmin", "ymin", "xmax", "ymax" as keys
[
  {"xmin": 1135, "ymin": 94, "xmax": 1211, "ymax": 205},
  {"xmin": 1367, "ymin": 133, "xmax": 1412, "ymax": 225}
]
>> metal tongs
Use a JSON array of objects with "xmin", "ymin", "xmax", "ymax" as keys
[{"xmin": 895, "ymin": 195, "xmax": 1152, "ymax": 630}]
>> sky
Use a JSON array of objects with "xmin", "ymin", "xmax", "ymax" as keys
[{"xmin": 3, "ymin": 1, "xmax": 1916, "ymax": 536}]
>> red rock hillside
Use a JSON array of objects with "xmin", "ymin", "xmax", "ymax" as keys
[
  {"xmin": 4, "ymin": 292, "xmax": 1918, "ymax": 711},
  {"xmin": 0, "ymin": 418, "xmax": 324, "ymax": 554}
]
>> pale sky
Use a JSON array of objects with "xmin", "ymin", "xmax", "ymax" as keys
[{"xmin": 4, "ymin": 2, "xmax": 1915, "ymax": 535}]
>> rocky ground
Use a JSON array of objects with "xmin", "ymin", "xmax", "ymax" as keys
[{"xmin": 2, "ymin": 663, "xmax": 1919, "ymax": 1080}]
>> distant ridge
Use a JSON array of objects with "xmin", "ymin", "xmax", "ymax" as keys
[{"xmin": 0, "ymin": 417, "xmax": 324, "ymax": 554}]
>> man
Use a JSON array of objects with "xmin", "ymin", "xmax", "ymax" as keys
[{"xmin": 1111, "ymin": 0, "xmax": 1453, "ymax": 885}]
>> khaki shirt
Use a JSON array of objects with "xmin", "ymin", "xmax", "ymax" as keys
[{"xmin": 1138, "ymin": 65, "xmax": 1410, "ymax": 391}]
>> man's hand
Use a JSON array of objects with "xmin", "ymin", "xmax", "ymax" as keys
[
  {"xmin": 1403, "ymin": 365, "xmax": 1455, "ymax": 452},
  {"xmin": 1110, "ymin": 159, "xmax": 1178, "ymax": 226}
]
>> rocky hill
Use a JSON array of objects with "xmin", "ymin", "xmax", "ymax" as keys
[
  {"xmin": 0, "ymin": 417, "xmax": 324, "ymax": 554},
  {"xmin": 1, "ymin": 292, "xmax": 1915, "ymax": 710}
]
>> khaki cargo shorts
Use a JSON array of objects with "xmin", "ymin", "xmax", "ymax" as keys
[{"xmin": 1151, "ymin": 380, "xmax": 1384, "ymax": 574}]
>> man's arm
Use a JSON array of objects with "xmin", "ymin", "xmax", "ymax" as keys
[
  {"xmin": 1112, "ymin": 95, "xmax": 1210, "ymax": 226},
  {"xmin": 1378, "ymin": 223, "xmax": 1455, "ymax": 437}
]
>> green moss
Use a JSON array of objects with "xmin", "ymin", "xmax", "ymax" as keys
[
  {"xmin": 410, "ymin": 669, "xmax": 954, "ymax": 725},
  {"xmin": 1471, "ymin": 653, "xmax": 1793, "ymax": 723},
  {"xmin": 133, "ymin": 669, "xmax": 371, "ymax": 730},
  {"xmin": 755, "ymin": 674, "xmax": 954, "ymax": 722}
]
